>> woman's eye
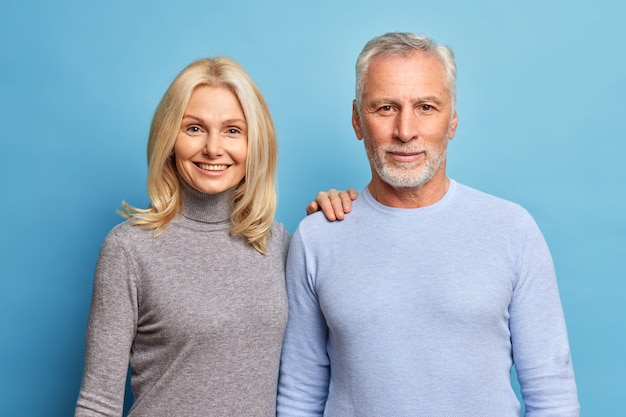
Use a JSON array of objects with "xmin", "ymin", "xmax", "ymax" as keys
[
  {"xmin": 227, "ymin": 128, "xmax": 241, "ymax": 135},
  {"xmin": 185, "ymin": 126, "xmax": 202, "ymax": 134}
]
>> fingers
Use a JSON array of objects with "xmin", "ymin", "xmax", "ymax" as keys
[
  {"xmin": 338, "ymin": 189, "xmax": 356, "ymax": 214},
  {"xmin": 306, "ymin": 201, "xmax": 321, "ymax": 216},
  {"xmin": 348, "ymin": 188, "xmax": 358, "ymax": 200},
  {"xmin": 319, "ymin": 190, "xmax": 341, "ymax": 221},
  {"xmin": 308, "ymin": 188, "xmax": 360, "ymax": 221}
]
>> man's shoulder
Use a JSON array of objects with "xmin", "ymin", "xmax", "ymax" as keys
[
  {"xmin": 294, "ymin": 194, "xmax": 370, "ymax": 240},
  {"xmin": 455, "ymin": 182, "xmax": 526, "ymax": 211},
  {"xmin": 453, "ymin": 181, "xmax": 537, "ymax": 231},
  {"xmin": 296, "ymin": 210, "xmax": 341, "ymax": 234}
]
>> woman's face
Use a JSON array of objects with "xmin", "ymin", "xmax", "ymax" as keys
[{"xmin": 174, "ymin": 85, "xmax": 248, "ymax": 194}]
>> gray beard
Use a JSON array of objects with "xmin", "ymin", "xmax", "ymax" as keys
[{"xmin": 366, "ymin": 145, "xmax": 447, "ymax": 188}]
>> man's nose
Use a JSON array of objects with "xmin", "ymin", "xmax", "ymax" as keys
[{"xmin": 394, "ymin": 109, "xmax": 419, "ymax": 142}]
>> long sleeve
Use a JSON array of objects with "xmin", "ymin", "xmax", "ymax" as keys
[
  {"xmin": 509, "ymin": 214, "xmax": 579, "ymax": 416},
  {"xmin": 276, "ymin": 183, "xmax": 578, "ymax": 416},
  {"xmin": 75, "ymin": 201, "xmax": 289, "ymax": 417},
  {"xmin": 75, "ymin": 232, "xmax": 138, "ymax": 416},
  {"xmin": 277, "ymin": 224, "xmax": 329, "ymax": 417}
]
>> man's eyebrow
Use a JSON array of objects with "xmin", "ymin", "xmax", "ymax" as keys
[
  {"xmin": 367, "ymin": 96, "xmax": 445, "ymax": 108},
  {"xmin": 368, "ymin": 98, "xmax": 400, "ymax": 108},
  {"xmin": 413, "ymin": 96, "xmax": 444, "ymax": 104}
]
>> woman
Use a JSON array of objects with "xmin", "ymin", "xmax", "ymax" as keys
[{"xmin": 75, "ymin": 57, "xmax": 353, "ymax": 417}]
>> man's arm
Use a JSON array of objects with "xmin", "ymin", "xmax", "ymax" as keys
[
  {"xmin": 509, "ymin": 213, "xmax": 580, "ymax": 416},
  {"xmin": 277, "ymin": 226, "xmax": 330, "ymax": 417}
]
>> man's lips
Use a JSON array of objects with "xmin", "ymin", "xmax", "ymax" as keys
[{"xmin": 388, "ymin": 151, "xmax": 424, "ymax": 163}]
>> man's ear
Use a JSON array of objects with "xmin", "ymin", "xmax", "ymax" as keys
[
  {"xmin": 352, "ymin": 100, "xmax": 363, "ymax": 140},
  {"xmin": 448, "ymin": 110, "xmax": 458, "ymax": 140}
]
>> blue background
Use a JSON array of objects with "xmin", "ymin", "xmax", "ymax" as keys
[{"xmin": 1, "ymin": 0, "xmax": 624, "ymax": 415}]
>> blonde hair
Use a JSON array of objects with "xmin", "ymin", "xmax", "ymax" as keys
[{"xmin": 121, "ymin": 57, "xmax": 278, "ymax": 253}]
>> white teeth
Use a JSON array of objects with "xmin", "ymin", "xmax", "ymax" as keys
[{"xmin": 198, "ymin": 163, "xmax": 227, "ymax": 171}]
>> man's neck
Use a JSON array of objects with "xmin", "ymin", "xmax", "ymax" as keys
[{"xmin": 368, "ymin": 176, "xmax": 450, "ymax": 209}]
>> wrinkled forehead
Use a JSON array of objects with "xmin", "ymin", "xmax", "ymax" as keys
[{"xmin": 363, "ymin": 52, "xmax": 451, "ymax": 97}]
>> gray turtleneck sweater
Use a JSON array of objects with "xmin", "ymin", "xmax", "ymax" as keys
[{"xmin": 75, "ymin": 182, "xmax": 290, "ymax": 417}]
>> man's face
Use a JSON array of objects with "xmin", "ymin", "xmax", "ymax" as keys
[{"xmin": 352, "ymin": 51, "xmax": 458, "ymax": 194}]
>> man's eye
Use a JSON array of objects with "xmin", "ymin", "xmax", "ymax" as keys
[
  {"xmin": 379, "ymin": 105, "xmax": 393, "ymax": 112},
  {"xmin": 420, "ymin": 104, "xmax": 433, "ymax": 111}
]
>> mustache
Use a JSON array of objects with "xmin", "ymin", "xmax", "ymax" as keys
[{"xmin": 383, "ymin": 145, "xmax": 427, "ymax": 153}]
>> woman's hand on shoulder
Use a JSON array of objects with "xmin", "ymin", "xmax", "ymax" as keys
[{"xmin": 307, "ymin": 188, "xmax": 358, "ymax": 221}]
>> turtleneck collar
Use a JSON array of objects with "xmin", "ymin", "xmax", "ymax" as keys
[{"xmin": 179, "ymin": 178, "xmax": 234, "ymax": 224}]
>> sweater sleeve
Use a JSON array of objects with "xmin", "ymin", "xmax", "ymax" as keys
[
  {"xmin": 509, "ymin": 213, "xmax": 580, "ymax": 416},
  {"xmin": 277, "ymin": 224, "xmax": 329, "ymax": 417},
  {"xmin": 75, "ymin": 230, "xmax": 138, "ymax": 417}
]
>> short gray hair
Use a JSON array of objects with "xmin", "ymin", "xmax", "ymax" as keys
[{"xmin": 355, "ymin": 32, "xmax": 456, "ymax": 110}]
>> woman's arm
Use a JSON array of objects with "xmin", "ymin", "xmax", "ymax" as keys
[{"xmin": 308, "ymin": 188, "xmax": 358, "ymax": 221}]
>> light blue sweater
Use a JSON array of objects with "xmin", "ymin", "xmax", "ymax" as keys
[{"xmin": 277, "ymin": 180, "xmax": 579, "ymax": 417}]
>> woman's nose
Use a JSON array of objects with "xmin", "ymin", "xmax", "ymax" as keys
[{"xmin": 203, "ymin": 132, "xmax": 223, "ymax": 157}]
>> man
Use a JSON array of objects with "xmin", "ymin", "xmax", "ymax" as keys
[{"xmin": 277, "ymin": 32, "xmax": 579, "ymax": 416}]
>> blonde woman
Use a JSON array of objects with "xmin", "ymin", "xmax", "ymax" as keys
[{"xmin": 75, "ymin": 57, "xmax": 353, "ymax": 417}]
